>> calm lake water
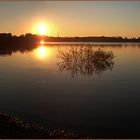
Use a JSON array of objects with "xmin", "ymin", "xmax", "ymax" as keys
[{"xmin": 0, "ymin": 43, "xmax": 140, "ymax": 138}]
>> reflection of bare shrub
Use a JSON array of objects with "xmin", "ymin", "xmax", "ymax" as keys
[{"xmin": 57, "ymin": 47, "xmax": 114, "ymax": 78}]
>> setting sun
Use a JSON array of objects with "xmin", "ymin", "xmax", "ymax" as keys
[
  {"xmin": 37, "ymin": 23, "xmax": 47, "ymax": 35},
  {"xmin": 33, "ymin": 22, "xmax": 48, "ymax": 35}
]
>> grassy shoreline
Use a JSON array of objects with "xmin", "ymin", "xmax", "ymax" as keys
[{"xmin": 0, "ymin": 113, "xmax": 81, "ymax": 139}]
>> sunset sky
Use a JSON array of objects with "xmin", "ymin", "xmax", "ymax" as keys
[{"xmin": 0, "ymin": 1, "xmax": 140, "ymax": 37}]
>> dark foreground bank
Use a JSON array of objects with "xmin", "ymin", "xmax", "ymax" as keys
[
  {"xmin": 0, "ymin": 113, "xmax": 82, "ymax": 139},
  {"xmin": 0, "ymin": 113, "xmax": 140, "ymax": 139}
]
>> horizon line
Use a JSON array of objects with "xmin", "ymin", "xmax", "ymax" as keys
[{"xmin": 0, "ymin": 33, "xmax": 140, "ymax": 39}]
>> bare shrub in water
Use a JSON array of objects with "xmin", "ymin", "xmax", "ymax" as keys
[{"xmin": 57, "ymin": 46, "xmax": 114, "ymax": 78}]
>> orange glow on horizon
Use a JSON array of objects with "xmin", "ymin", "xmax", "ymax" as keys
[{"xmin": 40, "ymin": 40, "xmax": 45, "ymax": 45}]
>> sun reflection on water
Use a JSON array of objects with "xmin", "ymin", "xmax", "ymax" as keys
[
  {"xmin": 40, "ymin": 40, "xmax": 45, "ymax": 45},
  {"xmin": 34, "ymin": 46, "xmax": 48, "ymax": 59}
]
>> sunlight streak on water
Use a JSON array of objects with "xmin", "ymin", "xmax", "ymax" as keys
[{"xmin": 34, "ymin": 46, "xmax": 48, "ymax": 60}]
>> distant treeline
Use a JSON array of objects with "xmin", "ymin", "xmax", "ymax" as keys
[
  {"xmin": 0, "ymin": 33, "xmax": 140, "ymax": 43},
  {"xmin": 0, "ymin": 33, "xmax": 140, "ymax": 56}
]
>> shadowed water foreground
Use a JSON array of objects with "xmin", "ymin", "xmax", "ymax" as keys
[{"xmin": 0, "ymin": 43, "xmax": 140, "ymax": 138}]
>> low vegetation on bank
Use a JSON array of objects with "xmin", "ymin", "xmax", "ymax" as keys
[{"xmin": 0, "ymin": 113, "xmax": 81, "ymax": 139}]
